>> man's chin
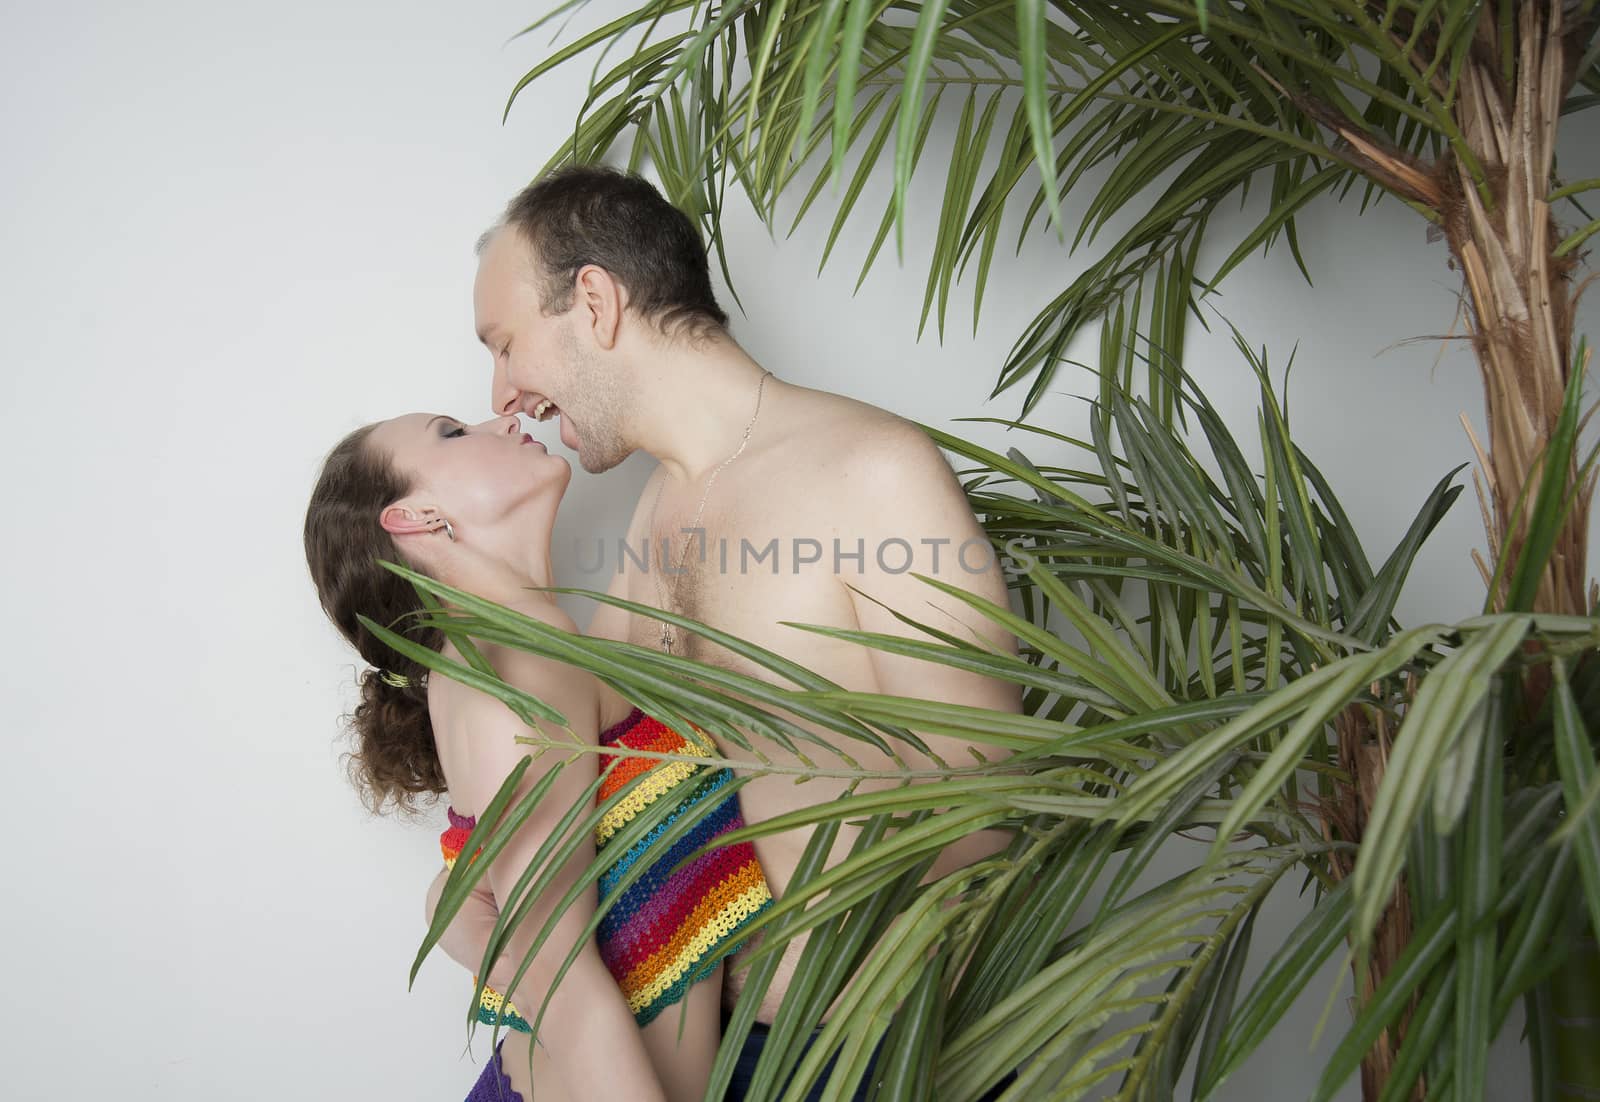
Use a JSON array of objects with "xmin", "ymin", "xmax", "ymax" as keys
[
  {"xmin": 560, "ymin": 413, "xmax": 622, "ymax": 473},
  {"xmin": 576, "ymin": 443, "xmax": 631, "ymax": 475}
]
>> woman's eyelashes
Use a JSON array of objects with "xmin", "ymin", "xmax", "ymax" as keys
[{"xmin": 442, "ymin": 423, "xmax": 467, "ymax": 439}]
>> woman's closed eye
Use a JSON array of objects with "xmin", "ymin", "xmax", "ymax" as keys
[{"xmin": 442, "ymin": 423, "xmax": 467, "ymax": 439}]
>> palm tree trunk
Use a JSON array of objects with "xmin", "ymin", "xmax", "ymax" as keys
[
  {"xmin": 1443, "ymin": 6, "xmax": 1597, "ymax": 1101},
  {"xmin": 1331, "ymin": 706, "xmax": 1427, "ymax": 1101},
  {"xmin": 1446, "ymin": 0, "xmax": 1589, "ymax": 619},
  {"xmin": 1319, "ymin": 5, "xmax": 1595, "ymax": 1099}
]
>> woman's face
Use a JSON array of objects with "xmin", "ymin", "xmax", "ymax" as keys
[{"xmin": 371, "ymin": 412, "xmax": 571, "ymax": 540}]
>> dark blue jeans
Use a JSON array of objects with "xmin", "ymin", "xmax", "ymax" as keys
[
  {"xmin": 721, "ymin": 1009, "xmax": 880, "ymax": 1101},
  {"xmin": 720, "ymin": 1010, "xmax": 1016, "ymax": 1101}
]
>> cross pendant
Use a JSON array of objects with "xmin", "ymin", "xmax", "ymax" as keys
[{"xmin": 659, "ymin": 623, "xmax": 675, "ymax": 651}]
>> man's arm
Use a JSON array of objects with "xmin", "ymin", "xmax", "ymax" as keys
[
  {"xmin": 838, "ymin": 423, "xmax": 1021, "ymax": 876},
  {"xmin": 839, "ymin": 422, "xmax": 1022, "ymax": 721}
]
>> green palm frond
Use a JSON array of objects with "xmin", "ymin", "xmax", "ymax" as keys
[
  {"xmin": 499, "ymin": 1, "xmax": 1600, "ymax": 419},
  {"xmin": 414, "ymin": 3, "xmax": 1600, "ymax": 1096},
  {"xmin": 381, "ymin": 335, "xmax": 1600, "ymax": 1097}
]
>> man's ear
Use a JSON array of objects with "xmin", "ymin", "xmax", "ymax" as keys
[
  {"xmin": 379, "ymin": 503, "xmax": 441, "ymax": 538},
  {"xmin": 574, "ymin": 264, "xmax": 625, "ymax": 351}
]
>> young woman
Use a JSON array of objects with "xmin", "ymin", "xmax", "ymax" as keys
[{"xmin": 304, "ymin": 412, "xmax": 772, "ymax": 1102}]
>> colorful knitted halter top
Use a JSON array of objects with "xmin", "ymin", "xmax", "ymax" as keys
[{"xmin": 439, "ymin": 706, "xmax": 773, "ymax": 1031}]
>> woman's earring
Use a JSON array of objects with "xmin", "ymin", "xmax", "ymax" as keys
[{"xmin": 435, "ymin": 518, "xmax": 456, "ymax": 542}]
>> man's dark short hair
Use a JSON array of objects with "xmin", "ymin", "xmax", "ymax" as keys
[{"xmin": 495, "ymin": 166, "xmax": 729, "ymax": 338}]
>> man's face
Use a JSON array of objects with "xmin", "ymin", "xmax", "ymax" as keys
[{"xmin": 474, "ymin": 228, "xmax": 634, "ymax": 474}]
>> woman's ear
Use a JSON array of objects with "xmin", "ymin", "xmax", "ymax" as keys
[
  {"xmin": 379, "ymin": 503, "xmax": 442, "ymax": 538},
  {"xmin": 574, "ymin": 263, "xmax": 624, "ymax": 350}
]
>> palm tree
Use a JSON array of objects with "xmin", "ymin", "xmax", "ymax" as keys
[{"xmin": 402, "ymin": 3, "xmax": 1600, "ymax": 1099}]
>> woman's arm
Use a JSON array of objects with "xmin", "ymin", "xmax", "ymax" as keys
[
  {"xmin": 444, "ymin": 654, "xmax": 666, "ymax": 1102},
  {"xmin": 424, "ymin": 869, "xmax": 518, "ymax": 991}
]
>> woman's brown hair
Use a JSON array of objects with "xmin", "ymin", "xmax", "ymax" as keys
[{"xmin": 303, "ymin": 423, "xmax": 446, "ymax": 813}]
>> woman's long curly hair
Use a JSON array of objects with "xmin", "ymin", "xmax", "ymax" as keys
[{"xmin": 304, "ymin": 423, "xmax": 446, "ymax": 813}]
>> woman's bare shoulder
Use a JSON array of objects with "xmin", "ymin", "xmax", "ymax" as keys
[
  {"xmin": 477, "ymin": 598, "xmax": 589, "ymax": 697},
  {"xmin": 439, "ymin": 634, "xmax": 597, "ymax": 730},
  {"xmin": 428, "ymin": 599, "xmax": 600, "ymax": 808},
  {"xmin": 435, "ymin": 596, "xmax": 584, "ymax": 685},
  {"xmin": 500, "ymin": 594, "xmax": 582, "ymax": 635}
]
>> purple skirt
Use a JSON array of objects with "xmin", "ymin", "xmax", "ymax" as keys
[{"xmin": 464, "ymin": 1041, "xmax": 523, "ymax": 1102}]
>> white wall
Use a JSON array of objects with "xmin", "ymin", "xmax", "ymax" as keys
[{"xmin": 2, "ymin": 2, "xmax": 1594, "ymax": 1098}]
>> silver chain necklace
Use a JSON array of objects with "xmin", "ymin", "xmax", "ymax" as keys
[{"xmin": 648, "ymin": 369, "xmax": 773, "ymax": 652}]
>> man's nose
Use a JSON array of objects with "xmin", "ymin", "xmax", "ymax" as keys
[{"xmin": 490, "ymin": 357, "xmax": 523, "ymax": 418}]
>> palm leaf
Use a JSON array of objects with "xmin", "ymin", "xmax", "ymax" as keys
[{"xmin": 504, "ymin": 0, "xmax": 1518, "ymax": 419}]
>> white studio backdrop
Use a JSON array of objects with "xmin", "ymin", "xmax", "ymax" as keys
[{"xmin": 2, "ymin": 2, "xmax": 1595, "ymax": 1099}]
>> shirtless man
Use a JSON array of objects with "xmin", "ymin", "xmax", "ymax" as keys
[{"xmin": 472, "ymin": 167, "xmax": 1021, "ymax": 1097}]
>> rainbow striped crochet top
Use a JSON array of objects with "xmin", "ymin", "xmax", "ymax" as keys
[{"xmin": 440, "ymin": 706, "xmax": 773, "ymax": 1030}]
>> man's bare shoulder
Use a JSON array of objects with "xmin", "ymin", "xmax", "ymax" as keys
[{"xmin": 770, "ymin": 384, "xmax": 951, "ymax": 490}]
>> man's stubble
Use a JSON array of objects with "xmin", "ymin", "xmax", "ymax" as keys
[{"xmin": 559, "ymin": 317, "xmax": 635, "ymax": 475}]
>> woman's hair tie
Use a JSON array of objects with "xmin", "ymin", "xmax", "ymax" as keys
[{"xmin": 378, "ymin": 668, "xmax": 416, "ymax": 690}]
